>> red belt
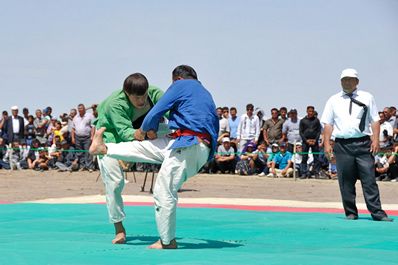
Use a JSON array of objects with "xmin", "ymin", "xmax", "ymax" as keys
[{"xmin": 169, "ymin": 129, "xmax": 211, "ymax": 142}]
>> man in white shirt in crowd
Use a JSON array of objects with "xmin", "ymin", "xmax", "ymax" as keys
[
  {"xmin": 219, "ymin": 106, "xmax": 230, "ymax": 137},
  {"xmin": 236, "ymin": 104, "xmax": 260, "ymax": 153},
  {"xmin": 71, "ymin": 104, "xmax": 95, "ymax": 171}
]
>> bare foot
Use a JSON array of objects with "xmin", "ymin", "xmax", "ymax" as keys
[
  {"xmin": 89, "ymin": 127, "xmax": 107, "ymax": 155},
  {"xmin": 112, "ymin": 232, "xmax": 126, "ymax": 244},
  {"xmin": 148, "ymin": 239, "xmax": 177, "ymax": 249}
]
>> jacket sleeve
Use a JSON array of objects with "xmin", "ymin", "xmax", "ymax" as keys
[
  {"xmin": 299, "ymin": 119, "xmax": 307, "ymax": 142},
  {"xmin": 106, "ymin": 104, "xmax": 135, "ymax": 142},
  {"xmin": 315, "ymin": 119, "xmax": 322, "ymax": 141},
  {"xmin": 142, "ymin": 85, "xmax": 180, "ymax": 132}
]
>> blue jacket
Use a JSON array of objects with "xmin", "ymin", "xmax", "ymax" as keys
[{"xmin": 141, "ymin": 79, "xmax": 219, "ymax": 160}]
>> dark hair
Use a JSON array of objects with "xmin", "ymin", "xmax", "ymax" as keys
[
  {"xmin": 217, "ymin": 107, "xmax": 222, "ymax": 111},
  {"xmin": 271, "ymin": 108, "xmax": 279, "ymax": 113},
  {"xmin": 246, "ymin": 104, "xmax": 254, "ymax": 111},
  {"xmin": 280, "ymin": 107, "xmax": 287, "ymax": 112},
  {"xmin": 390, "ymin": 106, "xmax": 396, "ymax": 111},
  {"xmin": 78, "ymin": 104, "xmax": 85, "ymax": 108},
  {"xmin": 222, "ymin": 107, "xmax": 229, "ymax": 112},
  {"xmin": 172, "ymin": 65, "xmax": 198, "ymax": 80},
  {"xmin": 28, "ymin": 115, "xmax": 34, "ymax": 120},
  {"xmin": 307, "ymin": 106, "xmax": 315, "ymax": 111},
  {"xmin": 2, "ymin": 111, "xmax": 7, "ymax": 116},
  {"xmin": 123, "ymin": 73, "xmax": 149, "ymax": 96},
  {"xmin": 23, "ymin": 108, "xmax": 29, "ymax": 113},
  {"xmin": 230, "ymin": 107, "xmax": 237, "ymax": 112}
]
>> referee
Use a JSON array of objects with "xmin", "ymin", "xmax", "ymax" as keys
[{"xmin": 321, "ymin": 68, "xmax": 392, "ymax": 222}]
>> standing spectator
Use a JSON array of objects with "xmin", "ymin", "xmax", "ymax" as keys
[
  {"xmin": 34, "ymin": 109, "xmax": 48, "ymax": 145},
  {"xmin": 46, "ymin": 106, "xmax": 53, "ymax": 119},
  {"xmin": 214, "ymin": 137, "xmax": 236, "ymax": 174},
  {"xmin": 219, "ymin": 106, "xmax": 230, "ymax": 137},
  {"xmin": 383, "ymin": 107, "xmax": 396, "ymax": 128},
  {"xmin": 24, "ymin": 115, "xmax": 36, "ymax": 146},
  {"xmin": 255, "ymin": 108, "xmax": 266, "ymax": 144},
  {"xmin": 72, "ymin": 104, "xmax": 95, "ymax": 171},
  {"xmin": 299, "ymin": 106, "xmax": 322, "ymax": 179},
  {"xmin": 281, "ymin": 109, "xmax": 301, "ymax": 153},
  {"xmin": 68, "ymin": 108, "xmax": 77, "ymax": 134},
  {"xmin": 236, "ymin": 141, "xmax": 257, "ymax": 175},
  {"xmin": 22, "ymin": 108, "xmax": 29, "ymax": 126},
  {"xmin": 378, "ymin": 112, "xmax": 393, "ymax": 149},
  {"xmin": 228, "ymin": 107, "xmax": 240, "ymax": 143},
  {"xmin": 280, "ymin": 107, "xmax": 288, "ymax": 121},
  {"xmin": 236, "ymin": 104, "xmax": 260, "ymax": 152},
  {"xmin": 394, "ymin": 117, "xmax": 398, "ymax": 143},
  {"xmin": 216, "ymin": 107, "xmax": 223, "ymax": 119},
  {"xmin": 46, "ymin": 117, "xmax": 57, "ymax": 145},
  {"xmin": 3, "ymin": 106, "xmax": 25, "ymax": 144},
  {"xmin": 0, "ymin": 111, "xmax": 8, "ymax": 137},
  {"xmin": 267, "ymin": 142, "xmax": 293, "ymax": 178},
  {"xmin": 262, "ymin": 108, "xmax": 284, "ymax": 146}
]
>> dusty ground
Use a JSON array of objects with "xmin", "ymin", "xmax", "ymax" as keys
[{"xmin": 0, "ymin": 169, "xmax": 397, "ymax": 203}]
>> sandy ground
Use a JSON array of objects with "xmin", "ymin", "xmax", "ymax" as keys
[{"xmin": 0, "ymin": 169, "xmax": 397, "ymax": 204}]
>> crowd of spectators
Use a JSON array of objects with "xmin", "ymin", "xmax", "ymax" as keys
[
  {"xmin": 0, "ymin": 104, "xmax": 97, "ymax": 172},
  {"xmin": 205, "ymin": 104, "xmax": 398, "ymax": 182},
  {"xmin": 0, "ymin": 103, "xmax": 397, "ymax": 182}
]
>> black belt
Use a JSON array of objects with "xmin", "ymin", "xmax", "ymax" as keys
[{"xmin": 335, "ymin": 135, "xmax": 370, "ymax": 143}]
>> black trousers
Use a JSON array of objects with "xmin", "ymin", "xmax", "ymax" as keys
[
  {"xmin": 334, "ymin": 136, "xmax": 387, "ymax": 220},
  {"xmin": 75, "ymin": 135, "xmax": 93, "ymax": 169}
]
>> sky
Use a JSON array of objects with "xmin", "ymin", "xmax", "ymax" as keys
[{"xmin": 1, "ymin": 0, "xmax": 397, "ymax": 119}]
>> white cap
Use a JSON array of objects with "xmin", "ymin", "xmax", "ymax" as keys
[
  {"xmin": 11, "ymin": 106, "xmax": 18, "ymax": 111},
  {"xmin": 296, "ymin": 142, "xmax": 302, "ymax": 146},
  {"xmin": 222, "ymin": 137, "xmax": 230, "ymax": 143},
  {"xmin": 340, "ymin": 68, "xmax": 358, "ymax": 79}
]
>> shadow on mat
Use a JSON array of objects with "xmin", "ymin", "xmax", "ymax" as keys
[{"xmin": 126, "ymin": 235, "xmax": 244, "ymax": 249}]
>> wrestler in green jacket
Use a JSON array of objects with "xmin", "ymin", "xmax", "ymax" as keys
[{"xmin": 94, "ymin": 86, "xmax": 164, "ymax": 143}]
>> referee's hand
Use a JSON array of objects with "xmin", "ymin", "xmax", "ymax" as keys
[{"xmin": 370, "ymin": 140, "xmax": 380, "ymax": 155}]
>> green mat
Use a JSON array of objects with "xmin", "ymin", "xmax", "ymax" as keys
[{"xmin": 0, "ymin": 204, "xmax": 397, "ymax": 265}]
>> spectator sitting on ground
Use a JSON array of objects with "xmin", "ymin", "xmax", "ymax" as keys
[
  {"xmin": 267, "ymin": 143, "xmax": 279, "ymax": 170},
  {"xmin": 32, "ymin": 147, "xmax": 50, "ymax": 171},
  {"xmin": 2, "ymin": 140, "xmax": 28, "ymax": 170},
  {"xmin": 267, "ymin": 142, "xmax": 293, "ymax": 178},
  {"xmin": 55, "ymin": 140, "xmax": 79, "ymax": 172},
  {"xmin": 254, "ymin": 141, "xmax": 270, "ymax": 176},
  {"xmin": 27, "ymin": 139, "xmax": 41, "ymax": 169},
  {"xmin": 214, "ymin": 137, "xmax": 236, "ymax": 174},
  {"xmin": 291, "ymin": 142, "xmax": 313, "ymax": 177},
  {"xmin": 386, "ymin": 145, "xmax": 398, "ymax": 182},
  {"xmin": 236, "ymin": 141, "xmax": 257, "ymax": 175},
  {"xmin": 0, "ymin": 137, "xmax": 9, "ymax": 169},
  {"xmin": 375, "ymin": 151, "xmax": 390, "ymax": 181}
]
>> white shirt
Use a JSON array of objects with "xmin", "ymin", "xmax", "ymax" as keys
[
  {"xmin": 320, "ymin": 89, "xmax": 379, "ymax": 139},
  {"xmin": 219, "ymin": 117, "xmax": 230, "ymax": 136},
  {"xmin": 72, "ymin": 112, "xmax": 94, "ymax": 137},
  {"xmin": 379, "ymin": 121, "xmax": 393, "ymax": 148},
  {"xmin": 12, "ymin": 116, "xmax": 20, "ymax": 134},
  {"xmin": 237, "ymin": 114, "xmax": 260, "ymax": 141}
]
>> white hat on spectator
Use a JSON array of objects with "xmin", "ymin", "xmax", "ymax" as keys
[
  {"xmin": 296, "ymin": 142, "xmax": 302, "ymax": 146},
  {"xmin": 340, "ymin": 68, "xmax": 358, "ymax": 79},
  {"xmin": 11, "ymin": 106, "xmax": 18, "ymax": 111},
  {"xmin": 222, "ymin": 137, "xmax": 230, "ymax": 143},
  {"xmin": 272, "ymin": 143, "xmax": 279, "ymax": 147}
]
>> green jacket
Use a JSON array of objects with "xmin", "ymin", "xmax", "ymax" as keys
[{"xmin": 93, "ymin": 86, "xmax": 164, "ymax": 143}]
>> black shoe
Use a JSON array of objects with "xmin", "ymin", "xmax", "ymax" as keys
[
  {"xmin": 375, "ymin": 177, "xmax": 382, "ymax": 181},
  {"xmin": 375, "ymin": 216, "xmax": 393, "ymax": 222},
  {"xmin": 346, "ymin": 214, "xmax": 358, "ymax": 220},
  {"xmin": 299, "ymin": 175, "xmax": 307, "ymax": 179},
  {"xmin": 382, "ymin": 177, "xmax": 392, "ymax": 182}
]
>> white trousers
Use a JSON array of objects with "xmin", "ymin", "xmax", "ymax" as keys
[
  {"xmin": 106, "ymin": 137, "xmax": 209, "ymax": 244},
  {"xmin": 98, "ymin": 155, "xmax": 126, "ymax": 223}
]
